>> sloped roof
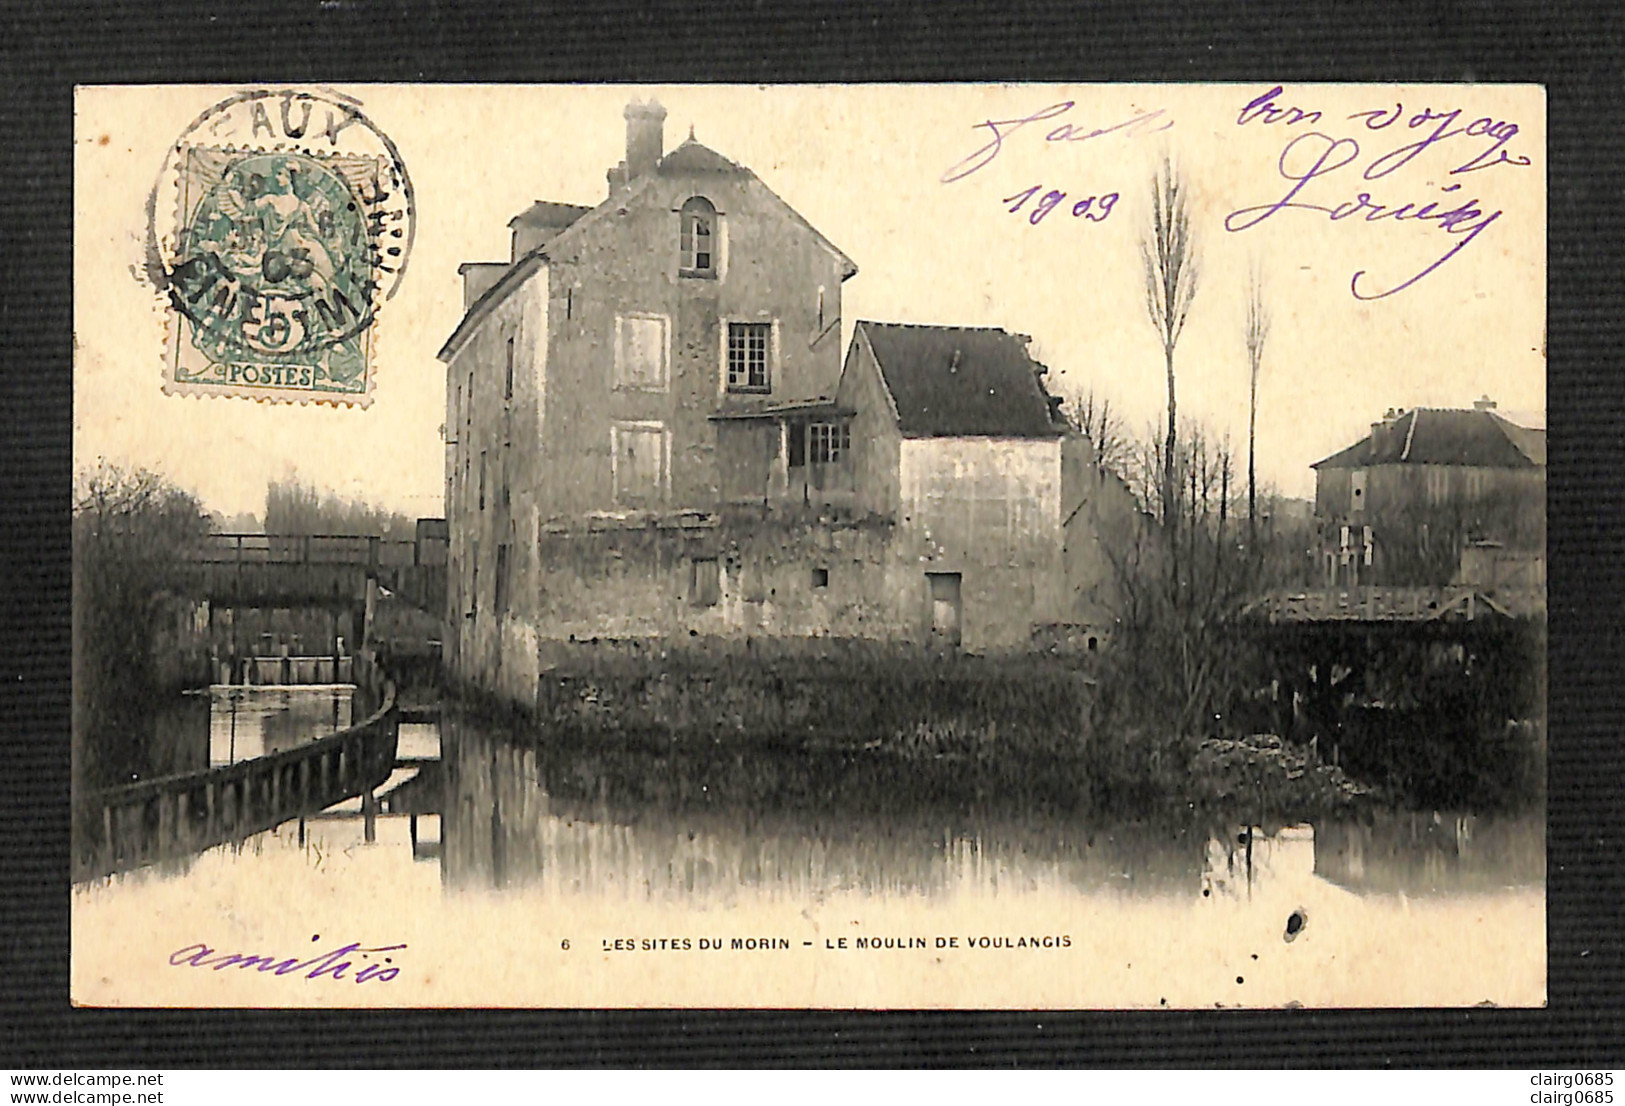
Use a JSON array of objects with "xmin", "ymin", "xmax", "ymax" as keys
[
  {"xmin": 441, "ymin": 132, "xmax": 857, "ymax": 362},
  {"xmin": 658, "ymin": 137, "xmax": 856, "ymax": 280},
  {"xmin": 1312, "ymin": 408, "xmax": 1546, "ymax": 469},
  {"xmin": 857, "ymin": 322, "xmax": 1064, "ymax": 439},
  {"xmin": 657, "ymin": 139, "xmax": 748, "ymax": 176},
  {"xmin": 508, "ymin": 200, "xmax": 594, "ymax": 229}
]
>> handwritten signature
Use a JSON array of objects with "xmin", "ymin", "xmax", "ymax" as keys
[
  {"xmin": 169, "ymin": 933, "xmax": 404, "ymax": 983},
  {"xmin": 1226, "ymin": 87, "xmax": 1533, "ymax": 300},
  {"xmin": 942, "ymin": 102, "xmax": 1173, "ymax": 183}
]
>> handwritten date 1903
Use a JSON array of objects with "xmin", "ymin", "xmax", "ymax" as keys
[{"xmin": 1004, "ymin": 185, "xmax": 1118, "ymax": 225}]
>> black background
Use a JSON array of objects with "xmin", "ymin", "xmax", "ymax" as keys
[{"xmin": 3, "ymin": 0, "xmax": 1621, "ymax": 1068}]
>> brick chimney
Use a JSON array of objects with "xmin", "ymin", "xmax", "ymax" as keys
[
  {"xmin": 1473, "ymin": 394, "xmax": 1497, "ymax": 411},
  {"xmin": 623, "ymin": 99, "xmax": 667, "ymax": 182}
]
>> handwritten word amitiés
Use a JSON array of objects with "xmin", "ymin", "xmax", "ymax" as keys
[
  {"xmin": 1225, "ymin": 132, "xmax": 1504, "ymax": 300},
  {"xmin": 168, "ymin": 933, "xmax": 404, "ymax": 983},
  {"xmin": 942, "ymin": 103, "xmax": 1172, "ymax": 183},
  {"xmin": 1003, "ymin": 185, "xmax": 1118, "ymax": 225}
]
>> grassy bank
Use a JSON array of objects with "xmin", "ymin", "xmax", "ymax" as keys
[{"xmin": 442, "ymin": 643, "xmax": 1415, "ymax": 824}]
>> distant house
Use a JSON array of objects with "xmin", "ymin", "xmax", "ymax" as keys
[{"xmin": 1310, "ymin": 398, "xmax": 1545, "ymax": 588}]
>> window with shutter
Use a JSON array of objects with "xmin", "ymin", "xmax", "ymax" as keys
[
  {"xmin": 612, "ymin": 422, "xmax": 666, "ymax": 505},
  {"xmin": 614, "ymin": 314, "xmax": 668, "ymax": 390}
]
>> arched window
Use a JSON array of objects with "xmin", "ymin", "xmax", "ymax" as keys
[{"xmin": 679, "ymin": 196, "xmax": 716, "ymax": 275}]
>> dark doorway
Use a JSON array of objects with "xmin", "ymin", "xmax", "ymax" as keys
[{"xmin": 927, "ymin": 572, "xmax": 962, "ymax": 648}]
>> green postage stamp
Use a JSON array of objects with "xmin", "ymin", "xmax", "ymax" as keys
[{"xmin": 153, "ymin": 89, "xmax": 414, "ymax": 406}]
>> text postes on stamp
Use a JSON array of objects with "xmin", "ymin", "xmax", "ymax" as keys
[{"xmin": 153, "ymin": 89, "xmax": 414, "ymax": 407}]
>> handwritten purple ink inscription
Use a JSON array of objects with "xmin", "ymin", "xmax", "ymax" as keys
[
  {"xmin": 168, "ymin": 933, "xmax": 404, "ymax": 983},
  {"xmin": 1226, "ymin": 86, "xmax": 1533, "ymax": 300},
  {"xmin": 942, "ymin": 102, "xmax": 1172, "ymax": 184}
]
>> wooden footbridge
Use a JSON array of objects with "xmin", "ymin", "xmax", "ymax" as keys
[
  {"xmin": 1232, "ymin": 585, "xmax": 1545, "ymax": 806},
  {"xmin": 175, "ymin": 532, "xmax": 445, "ymax": 614}
]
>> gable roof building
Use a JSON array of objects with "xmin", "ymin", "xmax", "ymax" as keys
[
  {"xmin": 1310, "ymin": 399, "xmax": 1546, "ymax": 588},
  {"xmin": 1312, "ymin": 404, "xmax": 1546, "ymax": 472}
]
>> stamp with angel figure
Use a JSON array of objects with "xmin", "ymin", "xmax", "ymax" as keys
[{"xmin": 152, "ymin": 90, "xmax": 415, "ymax": 406}]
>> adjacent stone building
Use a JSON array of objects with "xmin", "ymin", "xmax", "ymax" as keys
[{"xmin": 837, "ymin": 322, "xmax": 1071, "ymax": 649}]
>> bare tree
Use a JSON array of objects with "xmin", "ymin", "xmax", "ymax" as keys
[
  {"xmin": 1141, "ymin": 155, "xmax": 1201, "ymax": 540},
  {"xmin": 1245, "ymin": 264, "xmax": 1270, "ymax": 546},
  {"xmin": 265, "ymin": 475, "xmax": 417, "ymax": 540},
  {"xmin": 1064, "ymin": 389, "xmax": 1131, "ymax": 478}
]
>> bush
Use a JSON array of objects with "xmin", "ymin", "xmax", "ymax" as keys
[{"xmin": 73, "ymin": 463, "xmax": 211, "ymax": 797}]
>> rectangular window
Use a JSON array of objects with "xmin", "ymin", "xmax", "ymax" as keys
[
  {"xmin": 691, "ymin": 557, "xmax": 719, "ymax": 607},
  {"xmin": 479, "ymin": 451, "xmax": 487, "ymax": 511},
  {"xmin": 808, "ymin": 421, "xmax": 850, "ymax": 464},
  {"xmin": 466, "ymin": 371, "xmax": 473, "ymax": 428},
  {"xmin": 614, "ymin": 314, "xmax": 669, "ymax": 390},
  {"xmin": 612, "ymin": 422, "xmax": 666, "ymax": 505},
  {"xmin": 494, "ymin": 543, "xmax": 510, "ymax": 615},
  {"xmin": 469, "ymin": 539, "xmax": 479, "ymax": 616},
  {"xmin": 504, "ymin": 336, "xmax": 515, "ymax": 400},
  {"xmin": 727, "ymin": 322, "xmax": 771, "ymax": 392},
  {"xmin": 811, "ymin": 567, "xmax": 829, "ymax": 589}
]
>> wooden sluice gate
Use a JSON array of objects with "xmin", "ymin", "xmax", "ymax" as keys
[
  {"xmin": 73, "ymin": 650, "xmax": 401, "ymax": 882},
  {"xmin": 217, "ymin": 654, "xmax": 355, "ymax": 686}
]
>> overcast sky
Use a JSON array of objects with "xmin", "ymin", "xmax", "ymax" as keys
[{"xmin": 75, "ymin": 84, "xmax": 1544, "ymax": 518}]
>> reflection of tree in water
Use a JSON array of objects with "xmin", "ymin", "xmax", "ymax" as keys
[{"xmin": 437, "ymin": 712, "xmax": 1209, "ymax": 899}]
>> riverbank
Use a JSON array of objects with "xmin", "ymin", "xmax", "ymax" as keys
[{"xmin": 440, "ymin": 644, "xmax": 1406, "ymax": 825}]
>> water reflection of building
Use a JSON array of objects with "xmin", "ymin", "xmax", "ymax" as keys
[
  {"xmin": 437, "ymin": 711, "xmax": 1202, "ymax": 898},
  {"xmin": 1313, "ymin": 813, "xmax": 1544, "ymax": 896}
]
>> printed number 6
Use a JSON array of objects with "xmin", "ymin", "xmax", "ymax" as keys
[{"xmin": 561, "ymin": 939, "xmax": 570, "ymax": 950}]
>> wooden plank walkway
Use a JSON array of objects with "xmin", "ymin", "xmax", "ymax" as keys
[{"xmin": 73, "ymin": 651, "xmax": 402, "ymax": 882}]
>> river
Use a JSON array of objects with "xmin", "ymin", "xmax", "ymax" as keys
[{"xmin": 72, "ymin": 701, "xmax": 1545, "ymax": 1009}]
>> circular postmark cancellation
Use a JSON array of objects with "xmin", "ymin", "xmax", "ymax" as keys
[{"xmin": 151, "ymin": 89, "xmax": 415, "ymax": 406}]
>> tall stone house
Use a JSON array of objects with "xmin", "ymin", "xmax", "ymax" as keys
[
  {"xmin": 1310, "ymin": 398, "xmax": 1545, "ymax": 590},
  {"xmin": 439, "ymin": 99, "xmax": 1118, "ymax": 703}
]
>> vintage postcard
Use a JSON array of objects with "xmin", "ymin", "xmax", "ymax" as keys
[{"xmin": 72, "ymin": 83, "xmax": 1546, "ymax": 1008}]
